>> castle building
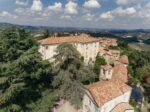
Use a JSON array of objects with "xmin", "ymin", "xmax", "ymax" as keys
[
  {"xmin": 38, "ymin": 34, "xmax": 100, "ymax": 64},
  {"xmin": 83, "ymin": 80, "xmax": 133, "ymax": 112},
  {"xmin": 38, "ymin": 33, "xmax": 134, "ymax": 112},
  {"xmin": 82, "ymin": 61, "xmax": 134, "ymax": 112}
]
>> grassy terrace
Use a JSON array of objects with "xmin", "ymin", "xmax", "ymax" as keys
[{"xmin": 129, "ymin": 43, "xmax": 150, "ymax": 52}]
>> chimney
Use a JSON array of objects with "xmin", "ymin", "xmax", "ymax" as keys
[
  {"xmin": 54, "ymin": 32, "xmax": 58, "ymax": 37},
  {"xmin": 99, "ymin": 65, "xmax": 113, "ymax": 81}
]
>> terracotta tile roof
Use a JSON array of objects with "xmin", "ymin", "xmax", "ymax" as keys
[
  {"xmin": 99, "ymin": 47, "xmax": 120, "ymax": 57},
  {"xmin": 99, "ymin": 38, "xmax": 118, "ymax": 47},
  {"xmin": 99, "ymin": 47, "xmax": 105, "ymax": 56},
  {"xmin": 112, "ymin": 62, "xmax": 128, "ymax": 83},
  {"xmin": 119, "ymin": 55, "xmax": 129, "ymax": 64},
  {"xmin": 85, "ymin": 80, "xmax": 132, "ymax": 107},
  {"xmin": 85, "ymin": 61, "xmax": 132, "ymax": 107},
  {"xmin": 39, "ymin": 34, "xmax": 100, "ymax": 45},
  {"xmin": 101, "ymin": 65, "xmax": 113, "ymax": 71},
  {"xmin": 109, "ymin": 50, "xmax": 120, "ymax": 54},
  {"xmin": 111, "ymin": 102, "xmax": 134, "ymax": 112}
]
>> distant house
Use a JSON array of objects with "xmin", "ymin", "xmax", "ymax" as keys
[
  {"xmin": 99, "ymin": 49, "xmax": 120, "ymax": 65},
  {"xmin": 109, "ymin": 50, "xmax": 121, "ymax": 61},
  {"xmin": 99, "ymin": 38, "xmax": 118, "ymax": 48},
  {"xmin": 83, "ymin": 81, "xmax": 133, "ymax": 112},
  {"xmin": 100, "ymin": 65, "xmax": 113, "ymax": 80},
  {"xmin": 38, "ymin": 34, "xmax": 100, "ymax": 64},
  {"xmin": 98, "ymin": 38, "xmax": 120, "ymax": 65},
  {"xmin": 82, "ymin": 62, "xmax": 134, "ymax": 112},
  {"xmin": 119, "ymin": 55, "xmax": 129, "ymax": 67}
]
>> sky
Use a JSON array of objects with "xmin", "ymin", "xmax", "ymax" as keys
[{"xmin": 0, "ymin": 0, "xmax": 150, "ymax": 29}]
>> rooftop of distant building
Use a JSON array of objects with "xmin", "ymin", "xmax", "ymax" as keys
[
  {"xmin": 85, "ymin": 80, "xmax": 132, "ymax": 107},
  {"xmin": 112, "ymin": 62, "xmax": 128, "ymax": 83},
  {"xmin": 85, "ymin": 61, "xmax": 130, "ymax": 107},
  {"xmin": 39, "ymin": 34, "xmax": 100, "ymax": 45},
  {"xmin": 119, "ymin": 55, "xmax": 129, "ymax": 64}
]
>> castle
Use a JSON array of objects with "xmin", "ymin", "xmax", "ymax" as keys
[{"xmin": 39, "ymin": 34, "xmax": 134, "ymax": 112}]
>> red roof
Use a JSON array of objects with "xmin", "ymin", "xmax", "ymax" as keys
[
  {"xmin": 39, "ymin": 34, "xmax": 100, "ymax": 45},
  {"xmin": 111, "ymin": 102, "xmax": 134, "ymax": 112},
  {"xmin": 85, "ymin": 80, "xmax": 132, "ymax": 107},
  {"xmin": 99, "ymin": 38, "xmax": 118, "ymax": 47},
  {"xmin": 119, "ymin": 55, "xmax": 129, "ymax": 64},
  {"xmin": 112, "ymin": 62, "xmax": 128, "ymax": 83},
  {"xmin": 109, "ymin": 50, "xmax": 120, "ymax": 54},
  {"xmin": 85, "ymin": 62, "xmax": 131, "ymax": 107}
]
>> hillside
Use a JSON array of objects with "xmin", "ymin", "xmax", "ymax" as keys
[{"xmin": 1, "ymin": 22, "xmax": 150, "ymax": 34}]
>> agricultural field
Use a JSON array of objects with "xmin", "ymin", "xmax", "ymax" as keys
[{"xmin": 129, "ymin": 42, "xmax": 150, "ymax": 52}]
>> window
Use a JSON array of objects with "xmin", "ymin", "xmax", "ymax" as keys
[
  {"xmin": 76, "ymin": 44, "xmax": 78, "ymax": 47},
  {"xmin": 86, "ymin": 52, "xmax": 88, "ymax": 58},
  {"xmin": 45, "ymin": 45, "xmax": 48, "ymax": 49},
  {"xmin": 95, "ymin": 44, "xmax": 96, "ymax": 47},
  {"xmin": 86, "ymin": 45, "xmax": 88, "ymax": 49},
  {"xmin": 95, "ymin": 108, "xmax": 99, "ymax": 112},
  {"xmin": 86, "ymin": 44, "xmax": 88, "ymax": 49},
  {"xmin": 108, "ymin": 70, "xmax": 111, "ymax": 75},
  {"xmin": 89, "ymin": 100, "xmax": 91, "ymax": 105}
]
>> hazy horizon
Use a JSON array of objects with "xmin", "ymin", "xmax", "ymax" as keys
[{"xmin": 1, "ymin": 22, "xmax": 150, "ymax": 30}]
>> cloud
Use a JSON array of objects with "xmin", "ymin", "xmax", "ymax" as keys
[
  {"xmin": 2, "ymin": 0, "xmax": 150, "ymax": 29},
  {"xmin": 60, "ymin": 15, "xmax": 71, "ymax": 20},
  {"xmin": 145, "ymin": 2, "xmax": 150, "ymax": 8},
  {"xmin": 0, "ymin": 11, "xmax": 17, "ymax": 19},
  {"xmin": 116, "ymin": 0, "xmax": 141, "ymax": 5},
  {"xmin": 100, "ymin": 12, "xmax": 113, "ymax": 20},
  {"xmin": 31, "ymin": 0, "xmax": 43, "ymax": 11},
  {"xmin": 113, "ymin": 7, "xmax": 136, "ymax": 15},
  {"xmin": 15, "ymin": 7, "xmax": 50, "ymax": 18},
  {"xmin": 116, "ymin": 0, "xmax": 129, "ymax": 5},
  {"xmin": 101, "ymin": 7, "xmax": 136, "ymax": 19},
  {"xmin": 83, "ymin": 0, "xmax": 100, "ymax": 9},
  {"xmin": 138, "ymin": 2, "xmax": 150, "ymax": 18},
  {"xmin": 124, "ymin": 7, "xmax": 136, "ymax": 14},
  {"xmin": 65, "ymin": 1, "xmax": 78, "ymax": 14},
  {"xmin": 48, "ymin": 2, "xmax": 62, "ymax": 12},
  {"xmin": 15, "ymin": 8, "xmax": 24, "ymax": 13},
  {"xmin": 83, "ymin": 13, "xmax": 95, "ymax": 21},
  {"xmin": 15, "ymin": 0, "xmax": 28, "ymax": 6}
]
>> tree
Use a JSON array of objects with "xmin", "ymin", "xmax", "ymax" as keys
[
  {"xmin": 0, "ymin": 28, "xmax": 35, "ymax": 62},
  {"xmin": 136, "ymin": 66, "xmax": 148, "ymax": 82},
  {"xmin": 52, "ymin": 43, "xmax": 95, "ymax": 108},
  {"xmin": 118, "ymin": 38, "xmax": 128, "ymax": 48},
  {"xmin": 128, "ymin": 66, "xmax": 134, "ymax": 76},
  {"xmin": 93, "ymin": 55, "xmax": 106, "ymax": 78},
  {"xmin": 0, "ymin": 28, "xmax": 53, "ymax": 111},
  {"xmin": 43, "ymin": 29, "xmax": 50, "ymax": 39}
]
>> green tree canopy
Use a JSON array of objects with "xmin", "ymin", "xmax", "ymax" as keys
[
  {"xmin": 93, "ymin": 55, "xmax": 106, "ymax": 77},
  {"xmin": 0, "ymin": 28, "xmax": 52, "ymax": 111},
  {"xmin": 52, "ymin": 43, "xmax": 95, "ymax": 108},
  {"xmin": 43, "ymin": 29, "xmax": 50, "ymax": 39},
  {"xmin": 135, "ymin": 66, "xmax": 149, "ymax": 82}
]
